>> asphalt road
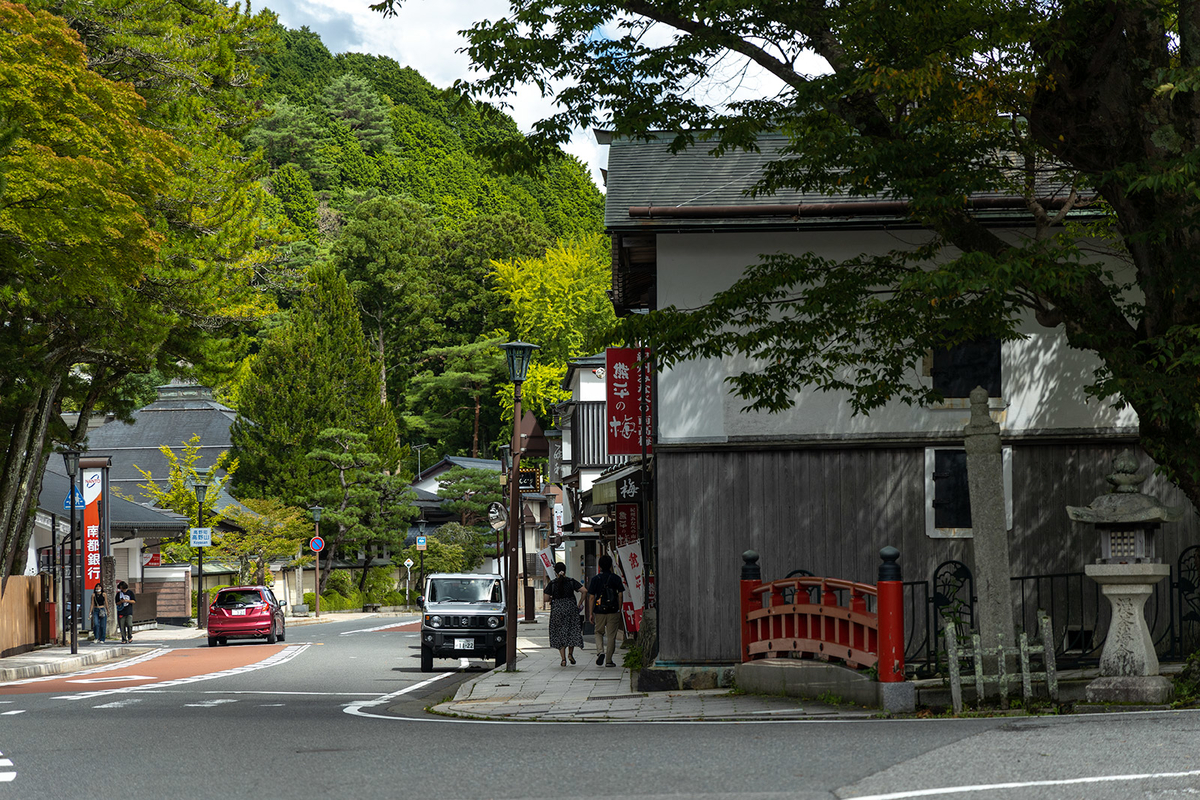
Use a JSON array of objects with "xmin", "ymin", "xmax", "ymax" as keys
[{"xmin": 3, "ymin": 617, "xmax": 1200, "ymax": 799}]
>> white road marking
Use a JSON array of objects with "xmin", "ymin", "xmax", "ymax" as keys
[
  {"xmin": 0, "ymin": 750, "xmax": 10, "ymax": 782},
  {"xmin": 846, "ymin": 769, "xmax": 1200, "ymax": 800},
  {"xmin": 259, "ymin": 703, "xmax": 286, "ymax": 707},
  {"xmin": 343, "ymin": 659, "xmax": 469, "ymax": 718},
  {"xmin": 339, "ymin": 620, "xmax": 415, "ymax": 635},
  {"xmin": 53, "ymin": 644, "xmax": 310, "ymax": 701},
  {"xmin": 202, "ymin": 690, "xmax": 378, "ymax": 696},
  {"xmin": 93, "ymin": 699, "xmax": 143, "ymax": 709},
  {"xmin": 68, "ymin": 675, "xmax": 156, "ymax": 684},
  {"xmin": 0, "ymin": 711, "xmax": 25, "ymax": 716},
  {"xmin": 0, "ymin": 760, "xmax": 12, "ymax": 767},
  {"xmin": 0, "ymin": 647, "xmax": 171, "ymax": 686},
  {"xmin": 184, "ymin": 698, "xmax": 238, "ymax": 708}
]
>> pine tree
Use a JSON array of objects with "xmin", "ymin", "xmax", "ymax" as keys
[{"xmin": 230, "ymin": 264, "xmax": 402, "ymax": 504}]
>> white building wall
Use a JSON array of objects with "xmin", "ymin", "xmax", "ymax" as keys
[{"xmin": 656, "ymin": 230, "xmax": 1138, "ymax": 443}]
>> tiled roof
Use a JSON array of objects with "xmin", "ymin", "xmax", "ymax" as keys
[{"xmin": 603, "ymin": 133, "xmax": 1089, "ymax": 231}]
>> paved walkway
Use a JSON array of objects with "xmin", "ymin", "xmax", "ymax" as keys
[{"xmin": 430, "ymin": 615, "xmax": 876, "ymax": 722}]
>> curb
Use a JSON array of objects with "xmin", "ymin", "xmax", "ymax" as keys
[{"xmin": 0, "ymin": 645, "xmax": 145, "ymax": 683}]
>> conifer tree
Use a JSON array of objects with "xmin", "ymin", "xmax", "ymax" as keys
[{"xmin": 230, "ymin": 265, "xmax": 402, "ymax": 504}]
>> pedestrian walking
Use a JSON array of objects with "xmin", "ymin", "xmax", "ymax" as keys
[
  {"xmin": 585, "ymin": 554, "xmax": 624, "ymax": 667},
  {"xmin": 544, "ymin": 562, "xmax": 584, "ymax": 666},
  {"xmin": 89, "ymin": 582, "xmax": 108, "ymax": 644},
  {"xmin": 116, "ymin": 581, "xmax": 136, "ymax": 643}
]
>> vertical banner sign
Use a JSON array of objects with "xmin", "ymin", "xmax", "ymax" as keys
[
  {"xmin": 616, "ymin": 542, "xmax": 646, "ymax": 633},
  {"xmin": 537, "ymin": 547, "xmax": 556, "ymax": 579},
  {"xmin": 82, "ymin": 468, "xmax": 104, "ymax": 591},
  {"xmin": 615, "ymin": 503, "xmax": 639, "ymax": 548},
  {"xmin": 552, "ymin": 503, "xmax": 563, "ymax": 541},
  {"xmin": 606, "ymin": 348, "xmax": 653, "ymax": 456}
]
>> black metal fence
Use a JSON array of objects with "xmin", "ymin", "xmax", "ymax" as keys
[{"xmin": 901, "ymin": 550, "xmax": 1200, "ymax": 677}]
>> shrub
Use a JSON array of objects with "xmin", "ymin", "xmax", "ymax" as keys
[{"xmin": 324, "ymin": 570, "xmax": 354, "ymax": 597}]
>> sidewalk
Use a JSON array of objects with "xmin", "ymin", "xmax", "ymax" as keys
[
  {"xmin": 0, "ymin": 611, "xmax": 407, "ymax": 683},
  {"xmin": 429, "ymin": 615, "xmax": 877, "ymax": 722}
]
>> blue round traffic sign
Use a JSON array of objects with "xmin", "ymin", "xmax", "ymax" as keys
[{"xmin": 310, "ymin": 536, "xmax": 325, "ymax": 553}]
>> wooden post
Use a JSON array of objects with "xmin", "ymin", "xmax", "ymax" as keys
[{"xmin": 739, "ymin": 551, "xmax": 762, "ymax": 663}]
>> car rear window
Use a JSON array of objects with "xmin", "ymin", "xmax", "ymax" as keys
[{"xmin": 216, "ymin": 590, "xmax": 263, "ymax": 607}]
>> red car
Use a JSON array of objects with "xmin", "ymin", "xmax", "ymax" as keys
[{"xmin": 207, "ymin": 586, "xmax": 286, "ymax": 647}]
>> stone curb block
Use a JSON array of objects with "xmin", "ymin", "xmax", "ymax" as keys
[{"xmin": 0, "ymin": 646, "xmax": 142, "ymax": 683}]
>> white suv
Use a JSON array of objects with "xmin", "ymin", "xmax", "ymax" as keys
[{"xmin": 419, "ymin": 574, "xmax": 507, "ymax": 671}]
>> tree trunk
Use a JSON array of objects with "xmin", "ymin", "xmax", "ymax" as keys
[
  {"xmin": 0, "ymin": 372, "xmax": 65, "ymax": 579},
  {"xmin": 472, "ymin": 393, "xmax": 481, "ymax": 458},
  {"xmin": 378, "ymin": 324, "xmax": 388, "ymax": 407}
]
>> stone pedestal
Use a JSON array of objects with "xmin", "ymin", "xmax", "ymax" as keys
[{"xmin": 1083, "ymin": 563, "xmax": 1172, "ymax": 704}]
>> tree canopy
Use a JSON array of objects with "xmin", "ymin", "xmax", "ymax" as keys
[{"xmin": 369, "ymin": 0, "xmax": 1200, "ymax": 511}]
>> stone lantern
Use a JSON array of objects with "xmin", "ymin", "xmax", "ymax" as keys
[{"xmin": 1066, "ymin": 450, "xmax": 1181, "ymax": 704}]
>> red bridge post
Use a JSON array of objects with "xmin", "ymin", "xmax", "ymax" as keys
[
  {"xmin": 876, "ymin": 546, "xmax": 904, "ymax": 682},
  {"xmin": 740, "ymin": 550, "xmax": 762, "ymax": 663}
]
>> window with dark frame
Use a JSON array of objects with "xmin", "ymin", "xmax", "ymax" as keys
[
  {"xmin": 931, "ymin": 337, "xmax": 1002, "ymax": 398},
  {"xmin": 932, "ymin": 449, "xmax": 972, "ymax": 529}
]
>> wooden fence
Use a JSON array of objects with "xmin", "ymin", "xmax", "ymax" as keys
[{"xmin": 0, "ymin": 576, "xmax": 47, "ymax": 657}]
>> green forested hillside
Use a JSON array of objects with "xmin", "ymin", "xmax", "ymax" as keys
[
  {"xmin": 0, "ymin": 5, "xmax": 609, "ymax": 577},
  {"xmin": 231, "ymin": 24, "xmax": 607, "ymax": 485}
]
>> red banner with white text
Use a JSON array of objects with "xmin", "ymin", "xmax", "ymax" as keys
[{"xmin": 606, "ymin": 348, "xmax": 652, "ymax": 456}]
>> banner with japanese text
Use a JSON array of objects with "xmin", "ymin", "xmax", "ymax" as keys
[
  {"xmin": 82, "ymin": 467, "xmax": 104, "ymax": 590},
  {"xmin": 616, "ymin": 541, "xmax": 646, "ymax": 632},
  {"xmin": 537, "ymin": 546, "xmax": 556, "ymax": 579},
  {"xmin": 606, "ymin": 348, "xmax": 652, "ymax": 456},
  {"xmin": 615, "ymin": 503, "xmax": 639, "ymax": 548}
]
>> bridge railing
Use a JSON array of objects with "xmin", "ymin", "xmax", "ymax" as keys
[{"xmin": 739, "ymin": 547, "xmax": 905, "ymax": 682}]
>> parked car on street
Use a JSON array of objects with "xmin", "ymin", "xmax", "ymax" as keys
[
  {"xmin": 420, "ymin": 573, "xmax": 506, "ymax": 671},
  {"xmin": 207, "ymin": 585, "xmax": 285, "ymax": 647}
]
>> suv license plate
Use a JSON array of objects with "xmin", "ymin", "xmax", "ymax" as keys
[
  {"xmin": 455, "ymin": 638, "xmax": 474, "ymax": 650},
  {"xmin": 231, "ymin": 609, "xmax": 246, "ymax": 616}
]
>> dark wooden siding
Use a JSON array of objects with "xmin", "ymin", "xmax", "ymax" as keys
[{"xmin": 654, "ymin": 442, "xmax": 1200, "ymax": 664}]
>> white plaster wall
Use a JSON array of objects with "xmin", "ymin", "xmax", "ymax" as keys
[{"xmin": 656, "ymin": 230, "xmax": 1139, "ymax": 442}]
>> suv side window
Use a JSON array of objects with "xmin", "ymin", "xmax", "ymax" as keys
[{"xmin": 265, "ymin": 589, "xmax": 278, "ymax": 605}]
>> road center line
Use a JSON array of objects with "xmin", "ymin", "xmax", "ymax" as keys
[
  {"xmin": 340, "ymin": 620, "xmax": 418, "ymax": 635},
  {"xmin": 846, "ymin": 769, "xmax": 1200, "ymax": 800}
]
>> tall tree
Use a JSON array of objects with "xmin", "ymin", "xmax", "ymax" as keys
[
  {"xmin": 0, "ymin": 0, "xmax": 279, "ymax": 578},
  {"xmin": 403, "ymin": 337, "xmax": 507, "ymax": 457},
  {"xmin": 322, "ymin": 74, "xmax": 394, "ymax": 155},
  {"xmin": 329, "ymin": 196, "xmax": 440, "ymax": 403},
  {"xmin": 230, "ymin": 265, "xmax": 402, "ymax": 503},
  {"xmin": 491, "ymin": 235, "xmax": 616, "ymax": 415},
  {"xmin": 373, "ymin": 0, "xmax": 1200, "ymax": 513}
]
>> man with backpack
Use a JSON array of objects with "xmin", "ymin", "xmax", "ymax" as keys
[{"xmin": 585, "ymin": 554, "xmax": 625, "ymax": 667}]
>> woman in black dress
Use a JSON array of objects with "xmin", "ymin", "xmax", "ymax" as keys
[{"xmin": 544, "ymin": 562, "xmax": 584, "ymax": 666}]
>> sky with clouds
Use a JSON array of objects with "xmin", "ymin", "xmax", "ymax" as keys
[{"xmin": 260, "ymin": 0, "xmax": 610, "ymax": 186}]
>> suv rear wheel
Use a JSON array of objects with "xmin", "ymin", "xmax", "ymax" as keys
[
  {"xmin": 266, "ymin": 623, "xmax": 277, "ymax": 645},
  {"xmin": 208, "ymin": 636, "xmax": 218, "ymax": 648},
  {"xmin": 420, "ymin": 644, "xmax": 433, "ymax": 673}
]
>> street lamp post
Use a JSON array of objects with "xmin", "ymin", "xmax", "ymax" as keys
[
  {"xmin": 62, "ymin": 449, "xmax": 80, "ymax": 655},
  {"xmin": 499, "ymin": 340, "xmax": 538, "ymax": 670},
  {"xmin": 309, "ymin": 505, "xmax": 322, "ymax": 619},
  {"xmin": 194, "ymin": 481, "xmax": 208, "ymax": 628}
]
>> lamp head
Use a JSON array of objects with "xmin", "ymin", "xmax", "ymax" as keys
[
  {"xmin": 309, "ymin": 504, "xmax": 323, "ymax": 523},
  {"xmin": 62, "ymin": 449, "xmax": 81, "ymax": 479},
  {"xmin": 194, "ymin": 483, "xmax": 208, "ymax": 506},
  {"xmin": 417, "ymin": 518, "xmax": 427, "ymax": 534},
  {"xmin": 499, "ymin": 341, "xmax": 539, "ymax": 383}
]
